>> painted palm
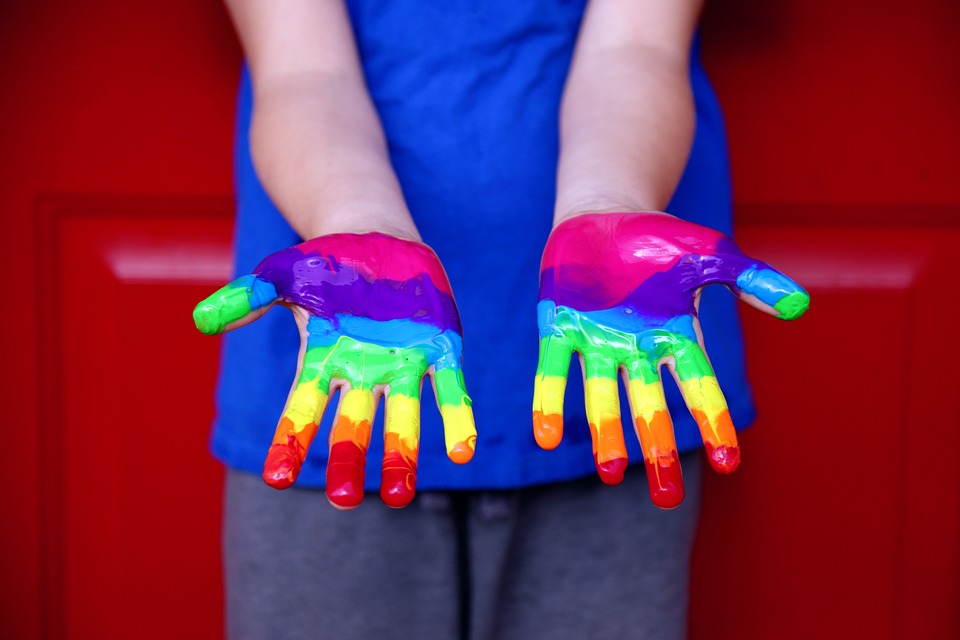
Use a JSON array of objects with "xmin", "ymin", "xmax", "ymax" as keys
[
  {"xmin": 194, "ymin": 233, "xmax": 475, "ymax": 509},
  {"xmin": 535, "ymin": 212, "xmax": 809, "ymax": 509}
]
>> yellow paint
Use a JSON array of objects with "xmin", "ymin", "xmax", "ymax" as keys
[
  {"xmin": 680, "ymin": 376, "xmax": 737, "ymax": 447},
  {"xmin": 339, "ymin": 388, "xmax": 377, "ymax": 423},
  {"xmin": 440, "ymin": 403, "xmax": 476, "ymax": 463},
  {"xmin": 584, "ymin": 378, "xmax": 627, "ymax": 462},
  {"xmin": 533, "ymin": 375, "xmax": 567, "ymax": 417},
  {"xmin": 678, "ymin": 376, "xmax": 727, "ymax": 421},
  {"xmin": 584, "ymin": 377, "xmax": 620, "ymax": 427},
  {"xmin": 385, "ymin": 393, "xmax": 421, "ymax": 452},
  {"xmin": 282, "ymin": 383, "xmax": 329, "ymax": 434}
]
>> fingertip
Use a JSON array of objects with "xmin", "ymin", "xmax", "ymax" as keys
[
  {"xmin": 193, "ymin": 301, "xmax": 225, "ymax": 335},
  {"xmin": 261, "ymin": 437, "xmax": 304, "ymax": 489},
  {"xmin": 380, "ymin": 481, "xmax": 416, "ymax": 509},
  {"xmin": 533, "ymin": 411, "xmax": 563, "ymax": 450},
  {"xmin": 644, "ymin": 451, "xmax": 685, "ymax": 510},
  {"xmin": 596, "ymin": 456, "xmax": 627, "ymax": 485},
  {"xmin": 447, "ymin": 437, "xmax": 476, "ymax": 464},
  {"xmin": 774, "ymin": 290, "xmax": 811, "ymax": 320},
  {"xmin": 706, "ymin": 443, "xmax": 741, "ymax": 474}
]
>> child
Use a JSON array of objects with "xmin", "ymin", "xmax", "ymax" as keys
[{"xmin": 195, "ymin": 1, "xmax": 807, "ymax": 638}]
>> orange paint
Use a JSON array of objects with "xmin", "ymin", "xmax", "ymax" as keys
[
  {"xmin": 533, "ymin": 410, "xmax": 563, "ymax": 449},
  {"xmin": 447, "ymin": 437, "xmax": 476, "ymax": 464}
]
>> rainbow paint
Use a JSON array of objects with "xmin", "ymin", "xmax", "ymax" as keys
[
  {"xmin": 535, "ymin": 212, "xmax": 809, "ymax": 509},
  {"xmin": 194, "ymin": 233, "xmax": 475, "ymax": 509}
]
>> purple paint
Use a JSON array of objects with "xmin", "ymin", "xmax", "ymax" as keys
[
  {"xmin": 254, "ymin": 240, "xmax": 461, "ymax": 333},
  {"xmin": 540, "ymin": 212, "xmax": 758, "ymax": 316}
]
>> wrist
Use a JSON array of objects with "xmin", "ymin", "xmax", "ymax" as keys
[{"xmin": 552, "ymin": 205, "xmax": 671, "ymax": 229}]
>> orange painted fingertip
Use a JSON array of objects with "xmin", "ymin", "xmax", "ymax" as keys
[
  {"xmin": 447, "ymin": 437, "xmax": 475, "ymax": 464},
  {"xmin": 533, "ymin": 411, "xmax": 563, "ymax": 449}
]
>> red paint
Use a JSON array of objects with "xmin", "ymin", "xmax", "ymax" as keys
[
  {"xmin": 644, "ymin": 451, "xmax": 685, "ymax": 509},
  {"xmin": 595, "ymin": 456, "xmax": 628, "ymax": 485},
  {"xmin": 261, "ymin": 435, "xmax": 304, "ymax": 490},
  {"xmin": 326, "ymin": 441, "xmax": 367, "ymax": 509},
  {"xmin": 704, "ymin": 443, "xmax": 740, "ymax": 474},
  {"xmin": 380, "ymin": 450, "xmax": 417, "ymax": 509}
]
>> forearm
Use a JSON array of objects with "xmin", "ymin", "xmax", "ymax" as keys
[
  {"xmin": 250, "ymin": 73, "xmax": 418, "ymax": 240},
  {"xmin": 555, "ymin": 0, "xmax": 702, "ymax": 224},
  {"xmin": 226, "ymin": 0, "xmax": 417, "ymax": 241}
]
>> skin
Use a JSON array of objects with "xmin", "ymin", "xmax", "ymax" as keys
[
  {"xmin": 535, "ymin": 213, "xmax": 809, "ymax": 509},
  {"xmin": 194, "ymin": 234, "xmax": 476, "ymax": 509}
]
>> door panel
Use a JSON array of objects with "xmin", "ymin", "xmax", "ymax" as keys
[
  {"xmin": 37, "ymin": 197, "xmax": 233, "ymax": 639},
  {"xmin": 690, "ymin": 212, "xmax": 960, "ymax": 639}
]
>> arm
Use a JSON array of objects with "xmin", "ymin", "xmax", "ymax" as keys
[
  {"xmin": 555, "ymin": 0, "xmax": 703, "ymax": 221},
  {"xmin": 225, "ymin": 0, "xmax": 418, "ymax": 240},
  {"xmin": 198, "ymin": 2, "xmax": 475, "ymax": 509},
  {"xmin": 539, "ymin": 0, "xmax": 809, "ymax": 509}
]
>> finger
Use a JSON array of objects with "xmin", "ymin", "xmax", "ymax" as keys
[
  {"xmin": 621, "ymin": 357, "xmax": 684, "ymax": 509},
  {"xmin": 667, "ymin": 335, "xmax": 740, "ymax": 474},
  {"xmin": 534, "ymin": 300, "xmax": 573, "ymax": 450},
  {"xmin": 533, "ymin": 334, "xmax": 573, "ymax": 450},
  {"xmin": 696, "ymin": 251, "xmax": 810, "ymax": 320},
  {"xmin": 380, "ymin": 374, "xmax": 422, "ymax": 509},
  {"xmin": 327, "ymin": 387, "xmax": 377, "ymax": 509},
  {"xmin": 733, "ymin": 259, "xmax": 810, "ymax": 320},
  {"xmin": 193, "ymin": 274, "xmax": 279, "ymax": 335},
  {"xmin": 432, "ymin": 364, "xmax": 476, "ymax": 464},
  {"xmin": 261, "ymin": 343, "xmax": 332, "ymax": 489},
  {"xmin": 582, "ymin": 352, "xmax": 628, "ymax": 485}
]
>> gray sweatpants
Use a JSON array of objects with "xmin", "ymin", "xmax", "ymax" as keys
[{"xmin": 223, "ymin": 453, "xmax": 702, "ymax": 640}]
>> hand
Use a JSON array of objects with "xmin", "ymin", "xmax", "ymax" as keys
[
  {"xmin": 534, "ymin": 212, "xmax": 809, "ymax": 509},
  {"xmin": 193, "ymin": 233, "xmax": 476, "ymax": 509}
]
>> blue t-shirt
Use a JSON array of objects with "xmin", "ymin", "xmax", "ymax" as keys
[{"xmin": 211, "ymin": 0, "xmax": 756, "ymax": 490}]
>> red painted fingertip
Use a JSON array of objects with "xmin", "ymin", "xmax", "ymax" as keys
[
  {"xmin": 381, "ymin": 450, "xmax": 417, "ymax": 509},
  {"xmin": 326, "ymin": 441, "xmax": 367, "ymax": 509},
  {"xmin": 644, "ymin": 454, "xmax": 685, "ymax": 510},
  {"xmin": 262, "ymin": 435, "xmax": 304, "ymax": 489},
  {"xmin": 706, "ymin": 443, "xmax": 741, "ymax": 474},
  {"xmin": 596, "ymin": 456, "xmax": 628, "ymax": 485}
]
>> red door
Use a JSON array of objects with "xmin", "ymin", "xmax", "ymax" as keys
[{"xmin": 3, "ymin": 1, "xmax": 958, "ymax": 638}]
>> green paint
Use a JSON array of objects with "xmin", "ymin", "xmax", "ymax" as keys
[
  {"xmin": 434, "ymin": 367, "xmax": 472, "ymax": 408},
  {"xmin": 774, "ymin": 290, "xmax": 810, "ymax": 320},
  {"xmin": 536, "ymin": 306, "xmax": 715, "ymax": 384},
  {"xmin": 298, "ymin": 336, "xmax": 471, "ymax": 407},
  {"xmin": 193, "ymin": 274, "xmax": 279, "ymax": 335}
]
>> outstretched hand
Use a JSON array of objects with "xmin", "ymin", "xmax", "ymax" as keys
[
  {"xmin": 534, "ymin": 212, "xmax": 809, "ymax": 509},
  {"xmin": 193, "ymin": 233, "xmax": 476, "ymax": 509}
]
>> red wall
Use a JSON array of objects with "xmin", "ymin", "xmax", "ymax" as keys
[{"xmin": 2, "ymin": 1, "xmax": 957, "ymax": 638}]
